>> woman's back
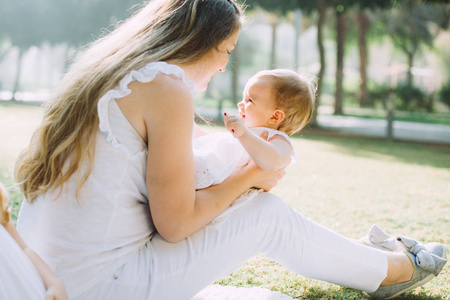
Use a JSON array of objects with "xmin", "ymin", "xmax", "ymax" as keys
[{"xmin": 16, "ymin": 62, "xmax": 195, "ymax": 298}]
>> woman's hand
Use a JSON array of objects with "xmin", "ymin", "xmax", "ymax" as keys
[
  {"xmin": 242, "ymin": 159, "xmax": 285, "ymax": 192},
  {"xmin": 45, "ymin": 278, "xmax": 69, "ymax": 300}
]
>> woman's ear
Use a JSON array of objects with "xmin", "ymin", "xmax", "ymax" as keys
[{"xmin": 268, "ymin": 109, "xmax": 285, "ymax": 125}]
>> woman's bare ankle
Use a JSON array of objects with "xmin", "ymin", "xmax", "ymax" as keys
[{"xmin": 380, "ymin": 253, "xmax": 414, "ymax": 286}]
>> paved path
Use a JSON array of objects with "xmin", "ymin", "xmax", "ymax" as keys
[
  {"xmin": 317, "ymin": 115, "xmax": 450, "ymax": 145},
  {"xmin": 196, "ymin": 107, "xmax": 450, "ymax": 145}
]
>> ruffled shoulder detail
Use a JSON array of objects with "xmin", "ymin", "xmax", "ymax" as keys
[
  {"xmin": 250, "ymin": 127, "xmax": 299, "ymax": 164},
  {"xmin": 97, "ymin": 62, "xmax": 197, "ymax": 158}
]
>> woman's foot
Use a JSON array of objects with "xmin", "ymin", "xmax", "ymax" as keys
[
  {"xmin": 368, "ymin": 251, "xmax": 446, "ymax": 299},
  {"xmin": 367, "ymin": 238, "xmax": 447, "ymax": 299}
]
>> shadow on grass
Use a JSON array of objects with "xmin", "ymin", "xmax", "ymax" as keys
[
  {"xmin": 297, "ymin": 128, "xmax": 450, "ymax": 170},
  {"xmin": 299, "ymin": 286, "xmax": 446, "ymax": 300}
]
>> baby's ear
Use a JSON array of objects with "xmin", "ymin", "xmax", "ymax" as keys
[{"xmin": 268, "ymin": 109, "xmax": 285, "ymax": 125}]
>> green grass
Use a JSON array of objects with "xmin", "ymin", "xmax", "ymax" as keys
[{"xmin": 1, "ymin": 102, "xmax": 449, "ymax": 299}]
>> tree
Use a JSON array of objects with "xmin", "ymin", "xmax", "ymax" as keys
[
  {"xmin": 381, "ymin": 0, "xmax": 450, "ymax": 87},
  {"xmin": 353, "ymin": 1, "xmax": 393, "ymax": 107},
  {"xmin": 313, "ymin": 0, "xmax": 328, "ymax": 126},
  {"xmin": 245, "ymin": 1, "xmax": 295, "ymax": 69},
  {"xmin": 0, "ymin": 0, "xmax": 48, "ymax": 100},
  {"xmin": 329, "ymin": 0, "xmax": 390, "ymax": 115},
  {"xmin": 334, "ymin": 3, "xmax": 347, "ymax": 115},
  {"xmin": 356, "ymin": 9, "xmax": 370, "ymax": 107},
  {"xmin": 0, "ymin": 0, "xmax": 142, "ymax": 99}
]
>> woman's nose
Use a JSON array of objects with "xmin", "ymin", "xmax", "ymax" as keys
[{"xmin": 237, "ymin": 102, "xmax": 244, "ymax": 109}]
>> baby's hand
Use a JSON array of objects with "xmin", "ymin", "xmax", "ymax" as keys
[{"xmin": 224, "ymin": 113, "xmax": 247, "ymax": 138}]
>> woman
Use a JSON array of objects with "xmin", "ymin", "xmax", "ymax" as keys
[{"xmin": 15, "ymin": 0, "xmax": 446, "ymax": 299}]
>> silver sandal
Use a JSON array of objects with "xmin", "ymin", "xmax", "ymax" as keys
[{"xmin": 362, "ymin": 225, "xmax": 447, "ymax": 299}]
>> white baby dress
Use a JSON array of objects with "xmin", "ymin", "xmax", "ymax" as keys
[{"xmin": 193, "ymin": 127, "xmax": 297, "ymax": 223}]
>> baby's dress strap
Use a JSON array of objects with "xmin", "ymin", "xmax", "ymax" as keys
[{"xmin": 97, "ymin": 61, "xmax": 197, "ymax": 158}]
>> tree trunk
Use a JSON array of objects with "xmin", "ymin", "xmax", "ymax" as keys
[
  {"xmin": 407, "ymin": 51, "xmax": 414, "ymax": 86},
  {"xmin": 426, "ymin": 92, "xmax": 434, "ymax": 113},
  {"xmin": 334, "ymin": 11, "xmax": 346, "ymax": 115},
  {"xmin": 357, "ymin": 10, "xmax": 369, "ymax": 107},
  {"xmin": 11, "ymin": 48, "xmax": 24, "ymax": 101},
  {"xmin": 294, "ymin": 9, "xmax": 302, "ymax": 69},
  {"xmin": 231, "ymin": 42, "xmax": 240, "ymax": 105},
  {"xmin": 311, "ymin": 0, "xmax": 327, "ymax": 127},
  {"xmin": 270, "ymin": 18, "xmax": 277, "ymax": 69}
]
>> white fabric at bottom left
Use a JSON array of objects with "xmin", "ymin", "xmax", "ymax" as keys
[{"xmin": 0, "ymin": 226, "xmax": 46, "ymax": 300}]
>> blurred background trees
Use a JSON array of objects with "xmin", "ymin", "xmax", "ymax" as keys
[
  {"xmin": 0, "ymin": 0, "xmax": 143, "ymax": 100},
  {"xmin": 1, "ymin": 0, "xmax": 450, "ymax": 123}
]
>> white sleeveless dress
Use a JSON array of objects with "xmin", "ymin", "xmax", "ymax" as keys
[{"xmin": 17, "ymin": 62, "xmax": 197, "ymax": 299}]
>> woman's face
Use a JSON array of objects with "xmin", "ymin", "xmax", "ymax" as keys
[{"xmin": 189, "ymin": 30, "xmax": 240, "ymax": 92}]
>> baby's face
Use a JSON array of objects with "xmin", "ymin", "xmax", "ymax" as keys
[{"xmin": 238, "ymin": 77, "xmax": 277, "ymax": 128}]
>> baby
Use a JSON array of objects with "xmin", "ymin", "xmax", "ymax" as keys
[
  {"xmin": 193, "ymin": 69, "xmax": 315, "ymax": 218},
  {"xmin": 0, "ymin": 183, "xmax": 68, "ymax": 300}
]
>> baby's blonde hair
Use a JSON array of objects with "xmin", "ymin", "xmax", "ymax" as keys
[
  {"xmin": 254, "ymin": 69, "xmax": 316, "ymax": 136},
  {"xmin": 0, "ymin": 183, "xmax": 10, "ymax": 226}
]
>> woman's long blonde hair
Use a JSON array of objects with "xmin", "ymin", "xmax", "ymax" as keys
[{"xmin": 15, "ymin": 0, "xmax": 244, "ymax": 202}]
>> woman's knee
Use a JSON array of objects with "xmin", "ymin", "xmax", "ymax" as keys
[{"xmin": 250, "ymin": 192, "xmax": 296, "ymax": 223}]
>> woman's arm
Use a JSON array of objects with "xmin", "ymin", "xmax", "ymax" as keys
[
  {"xmin": 4, "ymin": 222, "xmax": 69, "ymax": 300},
  {"xmin": 133, "ymin": 76, "xmax": 283, "ymax": 243},
  {"xmin": 224, "ymin": 114, "xmax": 292, "ymax": 171}
]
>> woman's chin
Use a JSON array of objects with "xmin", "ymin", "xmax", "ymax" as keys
[{"xmin": 195, "ymin": 82, "xmax": 208, "ymax": 92}]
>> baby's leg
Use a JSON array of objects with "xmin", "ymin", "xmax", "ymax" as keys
[{"xmin": 146, "ymin": 192, "xmax": 387, "ymax": 300}]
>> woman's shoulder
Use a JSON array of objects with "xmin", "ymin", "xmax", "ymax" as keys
[
  {"xmin": 114, "ymin": 69, "xmax": 195, "ymax": 143},
  {"xmin": 114, "ymin": 61, "xmax": 195, "ymax": 108},
  {"xmin": 132, "ymin": 73, "xmax": 191, "ymax": 98},
  {"xmin": 119, "ymin": 72, "xmax": 194, "ymax": 114}
]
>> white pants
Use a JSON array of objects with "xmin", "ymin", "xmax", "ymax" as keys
[{"xmin": 86, "ymin": 193, "xmax": 387, "ymax": 300}]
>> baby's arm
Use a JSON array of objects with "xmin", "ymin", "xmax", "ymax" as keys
[
  {"xmin": 4, "ymin": 222, "xmax": 69, "ymax": 300},
  {"xmin": 224, "ymin": 114, "xmax": 292, "ymax": 171}
]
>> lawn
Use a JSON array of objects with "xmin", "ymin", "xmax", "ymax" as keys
[{"xmin": 1, "ymin": 102, "xmax": 449, "ymax": 299}]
